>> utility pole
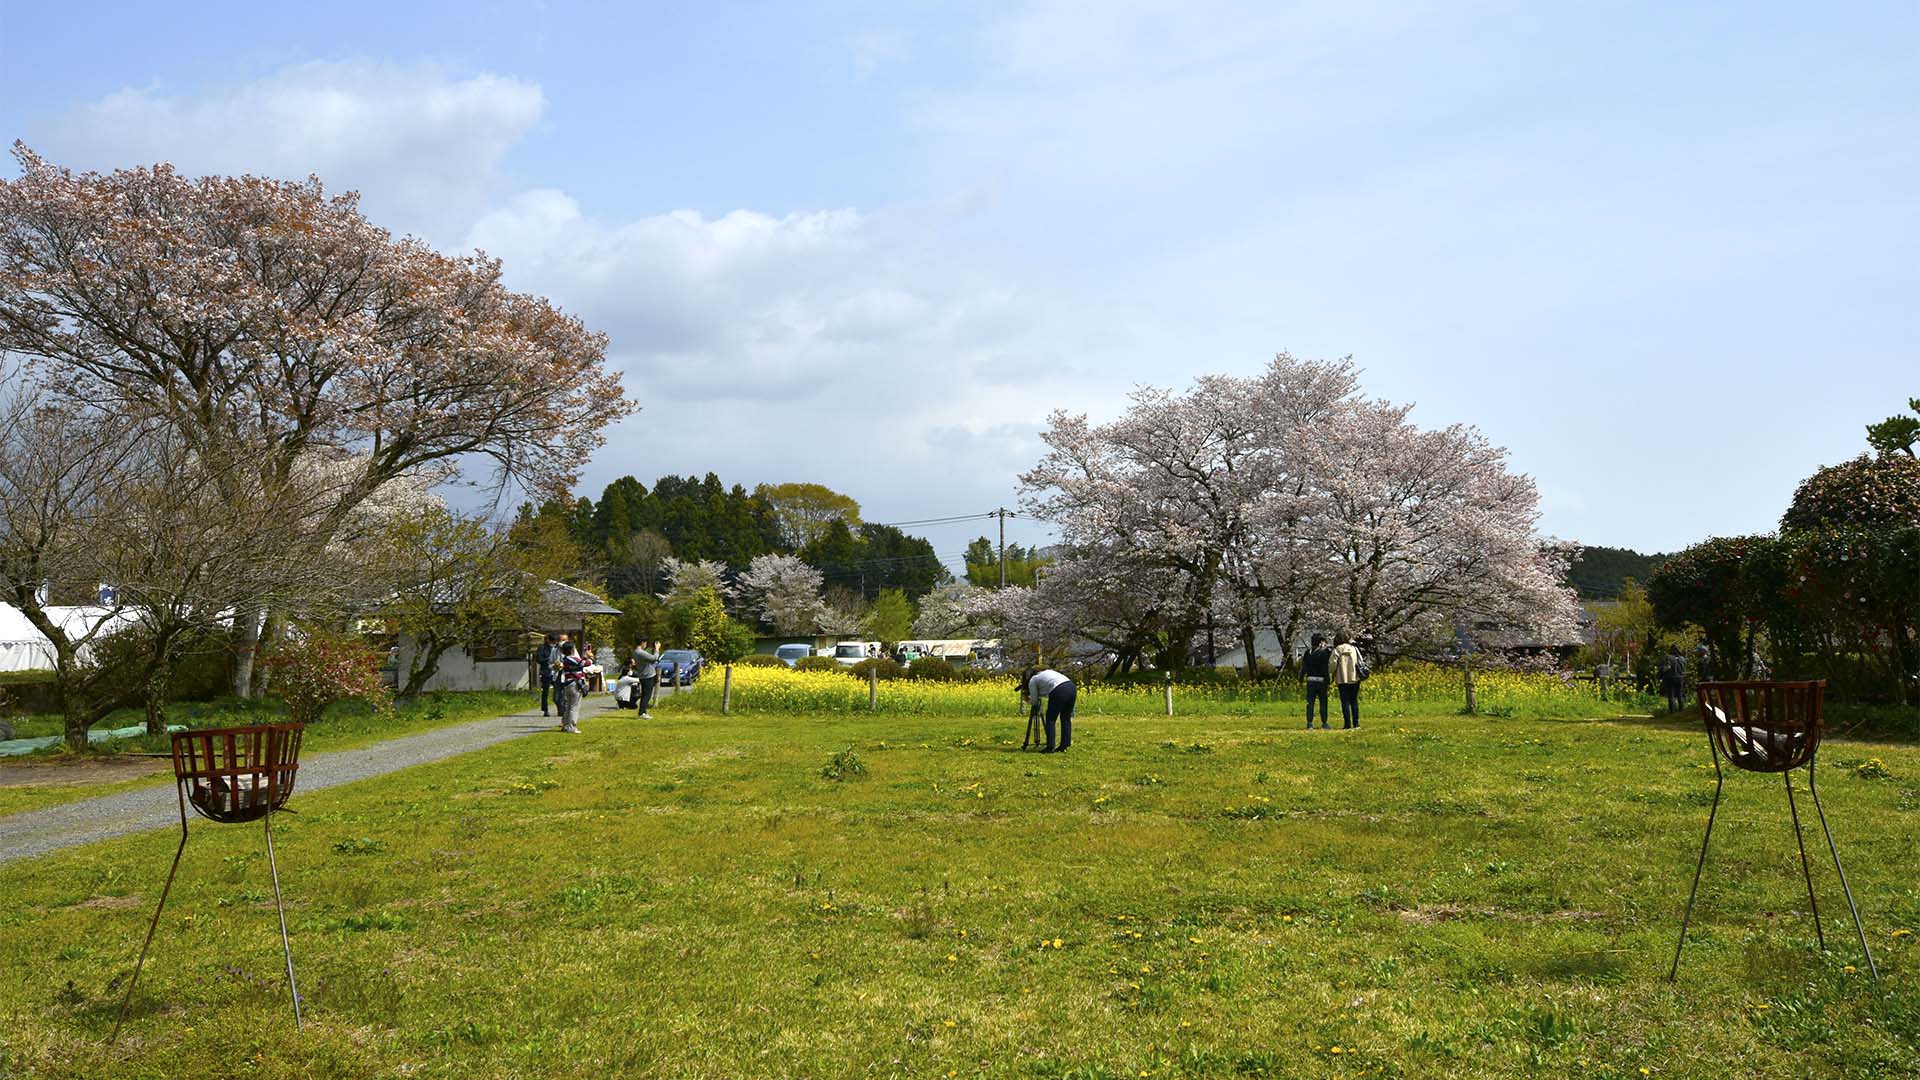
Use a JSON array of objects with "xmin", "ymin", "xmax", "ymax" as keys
[{"xmin": 997, "ymin": 508, "xmax": 1008, "ymax": 587}]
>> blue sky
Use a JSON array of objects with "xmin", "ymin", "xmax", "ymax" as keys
[{"xmin": 3, "ymin": 1, "xmax": 1914, "ymax": 564}]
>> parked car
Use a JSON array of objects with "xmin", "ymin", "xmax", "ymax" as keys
[
  {"xmin": 831, "ymin": 641, "xmax": 879, "ymax": 665},
  {"xmin": 659, "ymin": 649, "xmax": 704, "ymax": 685},
  {"xmin": 774, "ymin": 644, "xmax": 813, "ymax": 667}
]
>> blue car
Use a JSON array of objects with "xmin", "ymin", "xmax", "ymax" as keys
[
  {"xmin": 774, "ymin": 644, "xmax": 814, "ymax": 667},
  {"xmin": 659, "ymin": 649, "xmax": 704, "ymax": 685}
]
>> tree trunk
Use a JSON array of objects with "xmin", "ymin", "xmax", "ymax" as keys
[
  {"xmin": 251, "ymin": 608, "xmax": 287, "ymax": 697},
  {"xmin": 232, "ymin": 603, "xmax": 265, "ymax": 699},
  {"xmin": 1463, "ymin": 654, "xmax": 1478, "ymax": 715},
  {"xmin": 1240, "ymin": 624, "xmax": 1259, "ymax": 681},
  {"xmin": 401, "ymin": 637, "xmax": 454, "ymax": 699},
  {"xmin": 144, "ymin": 667, "xmax": 169, "ymax": 737}
]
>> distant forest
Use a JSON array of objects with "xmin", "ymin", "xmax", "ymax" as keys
[
  {"xmin": 518, "ymin": 475, "xmax": 947, "ymax": 602},
  {"xmin": 1567, "ymin": 545, "xmax": 1669, "ymax": 600}
]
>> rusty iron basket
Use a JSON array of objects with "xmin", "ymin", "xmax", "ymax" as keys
[
  {"xmin": 1670, "ymin": 681, "xmax": 1876, "ymax": 981},
  {"xmin": 114, "ymin": 723, "xmax": 307, "ymax": 1040},
  {"xmin": 173, "ymin": 723, "xmax": 305, "ymax": 823},
  {"xmin": 1697, "ymin": 681, "xmax": 1820, "ymax": 773}
]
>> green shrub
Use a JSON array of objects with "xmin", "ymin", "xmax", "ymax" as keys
[
  {"xmin": 795, "ymin": 657, "xmax": 847, "ymax": 674},
  {"xmin": 850, "ymin": 658, "xmax": 905, "ymax": 681},
  {"xmin": 737, "ymin": 654, "xmax": 786, "ymax": 668},
  {"xmin": 905, "ymin": 657, "xmax": 956, "ymax": 681},
  {"xmin": 821, "ymin": 745, "xmax": 865, "ymax": 781}
]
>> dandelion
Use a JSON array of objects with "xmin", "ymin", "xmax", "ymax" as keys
[
  {"xmin": 1331, "ymin": 1046, "xmax": 1343, "ymax": 1054},
  {"xmin": 944, "ymin": 1019, "xmax": 957, "ymax": 1028},
  {"xmin": 946, "ymin": 954, "xmax": 958, "ymax": 963},
  {"xmin": 1052, "ymin": 938, "xmax": 1064, "ymax": 949},
  {"xmin": 1890, "ymin": 929, "xmax": 1912, "ymax": 938},
  {"xmin": 1139, "ymin": 965, "xmax": 1152, "ymax": 974},
  {"xmin": 1843, "ymin": 965, "xmax": 1857, "ymax": 974},
  {"xmin": 1283, "ymin": 915, "xmax": 1294, "ymax": 923},
  {"xmin": 1188, "ymin": 936, "xmax": 1201, "ymax": 944}
]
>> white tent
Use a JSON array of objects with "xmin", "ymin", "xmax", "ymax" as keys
[{"xmin": 0, "ymin": 604, "xmax": 143, "ymax": 672}]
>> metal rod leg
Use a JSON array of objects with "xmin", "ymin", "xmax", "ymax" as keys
[
  {"xmin": 113, "ymin": 813, "xmax": 188, "ymax": 1042},
  {"xmin": 1806, "ymin": 764, "xmax": 1878, "ymax": 980},
  {"xmin": 263, "ymin": 807, "xmax": 303, "ymax": 1027},
  {"xmin": 1783, "ymin": 770, "xmax": 1825, "ymax": 950},
  {"xmin": 1670, "ymin": 772, "xmax": 1723, "ymax": 981}
]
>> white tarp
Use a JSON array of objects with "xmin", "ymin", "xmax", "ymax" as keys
[{"xmin": 0, "ymin": 604, "xmax": 143, "ymax": 672}]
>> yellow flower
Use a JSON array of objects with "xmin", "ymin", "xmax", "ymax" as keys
[
  {"xmin": 945, "ymin": 954, "xmax": 958, "ymax": 963},
  {"xmin": 1889, "ymin": 929, "xmax": 1911, "ymax": 938},
  {"xmin": 1331, "ymin": 1046, "xmax": 1343, "ymax": 1054},
  {"xmin": 1843, "ymin": 965, "xmax": 1857, "ymax": 974},
  {"xmin": 944, "ymin": 1019, "xmax": 957, "ymax": 1028},
  {"xmin": 1283, "ymin": 915, "xmax": 1293, "ymax": 923},
  {"xmin": 1140, "ymin": 965, "xmax": 1152, "ymax": 974},
  {"xmin": 1052, "ymin": 938, "xmax": 1064, "ymax": 949},
  {"xmin": 1188, "ymin": 936, "xmax": 1201, "ymax": 944}
]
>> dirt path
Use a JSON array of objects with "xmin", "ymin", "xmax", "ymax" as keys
[{"xmin": 0, "ymin": 758, "xmax": 169, "ymax": 788}]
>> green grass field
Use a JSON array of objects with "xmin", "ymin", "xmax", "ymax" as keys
[
  {"xmin": 2, "ymin": 705, "xmax": 1915, "ymax": 1078},
  {"xmin": 0, "ymin": 691, "xmax": 538, "ymax": 818}
]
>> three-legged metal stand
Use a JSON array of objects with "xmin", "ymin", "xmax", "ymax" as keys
[
  {"xmin": 1669, "ymin": 736, "xmax": 1877, "ymax": 981},
  {"xmin": 112, "ymin": 790, "xmax": 302, "ymax": 1041}
]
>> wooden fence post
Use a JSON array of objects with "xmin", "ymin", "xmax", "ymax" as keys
[
  {"xmin": 869, "ymin": 667, "xmax": 878, "ymax": 712},
  {"xmin": 722, "ymin": 665, "xmax": 734, "ymax": 715},
  {"xmin": 1164, "ymin": 673, "xmax": 1174, "ymax": 717}
]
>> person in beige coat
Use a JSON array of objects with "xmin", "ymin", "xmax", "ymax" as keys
[{"xmin": 1332, "ymin": 631, "xmax": 1364, "ymax": 729}]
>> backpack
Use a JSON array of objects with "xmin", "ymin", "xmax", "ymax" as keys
[
  {"xmin": 1661, "ymin": 655, "xmax": 1684, "ymax": 680},
  {"xmin": 1356, "ymin": 659, "xmax": 1371, "ymax": 682}
]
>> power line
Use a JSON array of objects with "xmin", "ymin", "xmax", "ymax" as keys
[{"xmin": 870, "ymin": 510, "xmax": 1016, "ymax": 529}]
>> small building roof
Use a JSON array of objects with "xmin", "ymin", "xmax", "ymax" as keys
[{"xmin": 537, "ymin": 581, "xmax": 623, "ymax": 617}]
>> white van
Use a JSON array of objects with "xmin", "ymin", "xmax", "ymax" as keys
[{"xmin": 831, "ymin": 641, "xmax": 879, "ymax": 665}]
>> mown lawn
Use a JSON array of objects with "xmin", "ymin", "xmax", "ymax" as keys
[
  {"xmin": 0, "ymin": 691, "xmax": 541, "ymax": 818},
  {"xmin": 1, "ymin": 706, "xmax": 1915, "ymax": 1079}
]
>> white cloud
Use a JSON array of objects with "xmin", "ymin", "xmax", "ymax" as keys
[
  {"xmin": 37, "ymin": 59, "xmax": 544, "ymax": 244},
  {"xmin": 849, "ymin": 28, "xmax": 909, "ymax": 78}
]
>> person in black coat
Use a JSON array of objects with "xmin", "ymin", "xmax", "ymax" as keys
[
  {"xmin": 534, "ymin": 634, "xmax": 559, "ymax": 716},
  {"xmin": 1300, "ymin": 633, "xmax": 1333, "ymax": 729}
]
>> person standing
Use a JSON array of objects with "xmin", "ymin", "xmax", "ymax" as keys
[
  {"xmin": 1332, "ymin": 631, "xmax": 1363, "ymax": 729},
  {"xmin": 555, "ymin": 641, "xmax": 588, "ymax": 734},
  {"xmin": 631, "ymin": 640, "xmax": 661, "ymax": 719},
  {"xmin": 1020, "ymin": 667, "xmax": 1077, "ymax": 753},
  {"xmin": 1659, "ymin": 646, "xmax": 1687, "ymax": 713},
  {"xmin": 1300, "ymin": 633, "xmax": 1333, "ymax": 729},
  {"xmin": 535, "ymin": 634, "xmax": 559, "ymax": 717}
]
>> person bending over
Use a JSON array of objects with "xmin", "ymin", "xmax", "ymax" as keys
[{"xmin": 1021, "ymin": 667, "xmax": 1077, "ymax": 753}]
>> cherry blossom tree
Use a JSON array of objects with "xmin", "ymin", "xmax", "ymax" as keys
[
  {"xmin": 1017, "ymin": 355, "xmax": 1581, "ymax": 672},
  {"xmin": 658, "ymin": 558, "xmax": 732, "ymax": 609},
  {"xmin": 735, "ymin": 554, "xmax": 828, "ymax": 635},
  {"xmin": 1291, "ymin": 399, "xmax": 1581, "ymax": 656},
  {"xmin": 0, "ymin": 145, "xmax": 629, "ymax": 696}
]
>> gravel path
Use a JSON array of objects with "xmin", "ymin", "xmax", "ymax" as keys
[{"xmin": 0, "ymin": 696, "xmax": 627, "ymax": 868}]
